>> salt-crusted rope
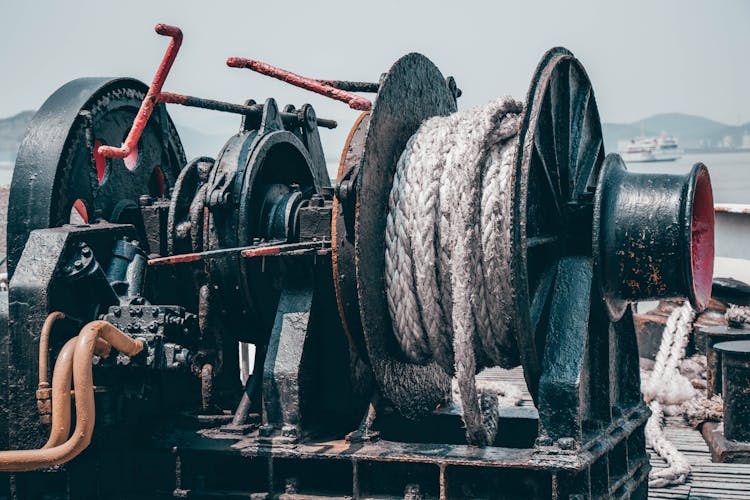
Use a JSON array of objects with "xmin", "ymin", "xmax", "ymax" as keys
[
  {"xmin": 385, "ymin": 98, "xmax": 523, "ymax": 445},
  {"xmin": 644, "ymin": 302, "xmax": 695, "ymax": 488}
]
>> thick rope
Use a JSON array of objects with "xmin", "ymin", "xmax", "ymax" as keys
[
  {"xmin": 646, "ymin": 302, "xmax": 750, "ymax": 488},
  {"xmin": 385, "ymin": 98, "xmax": 523, "ymax": 445},
  {"xmin": 643, "ymin": 302, "xmax": 695, "ymax": 488},
  {"xmin": 726, "ymin": 304, "xmax": 750, "ymax": 327}
]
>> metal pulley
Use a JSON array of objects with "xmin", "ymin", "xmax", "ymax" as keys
[
  {"xmin": 330, "ymin": 48, "xmax": 715, "ymax": 439},
  {"xmin": 7, "ymin": 77, "xmax": 186, "ymax": 276},
  {"xmin": 202, "ymin": 98, "xmax": 331, "ymax": 343}
]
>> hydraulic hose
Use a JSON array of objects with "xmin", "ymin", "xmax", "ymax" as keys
[{"xmin": 0, "ymin": 320, "xmax": 143, "ymax": 472}]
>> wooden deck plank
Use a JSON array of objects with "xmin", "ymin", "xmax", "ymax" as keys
[{"xmin": 477, "ymin": 366, "xmax": 750, "ymax": 499}]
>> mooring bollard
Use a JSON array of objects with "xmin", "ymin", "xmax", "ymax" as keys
[
  {"xmin": 715, "ymin": 340, "xmax": 750, "ymax": 442},
  {"xmin": 704, "ymin": 326, "xmax": 750, "ymax": 396}
]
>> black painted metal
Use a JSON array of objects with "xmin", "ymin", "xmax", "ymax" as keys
[
  {"xmin": 332, "ymin": 112, "xmax": 370, "ymax": 363},
  {"xmin": 715, "ymin": 340, "xmax": 750, "ymax": 442},
  {"xmin": 4, "ymin": 224, "xmax": 137, "ymax": 450},
  {"xmin": 595, "ymin": 155, "xmax": 714, "ymax": 315},
  {"xmin": 167, "ymin": 156, "xmax": 214, "ymax": 255},
  {"xmin": 0, "ymin": 43, "xmax": 718, "ymax": 499},
  {"xmin": 162, "ymin": 93, "xmax": 338, "ymax": 129},
  {"xmin": 512, "ymin": 47, "xmax": 605, "ymax": 402},
  {"xmin": 7, "ymin": 77, "xmax": 185, "ymax": 277},
  {"xmin": 354, "ymin": 53, "xmax": 455, "ymax": 419},
  {"xmin": 704, "ymin": 325, "xmax": 750, "ymax": 396}
]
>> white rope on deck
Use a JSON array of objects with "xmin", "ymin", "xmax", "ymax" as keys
[{"xmin": 643, "ymin": 301, "xmax": 695, "ymax": 488}]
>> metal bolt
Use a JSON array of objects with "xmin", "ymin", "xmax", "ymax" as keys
[
  {"xmin": 310, "ymin": 194, "xmax": 324, "ymax": 207},
  {"xmin": 535, "ymin": 435, "xmax": 553, "ymax": 447},
  {"xmin": 139, "ymin": 195, "xmax": 153, "ymax": 207},
  {"xmin": 81, "ymin": 246, "xmax": 92, "ymax": 257},
  {"xmin": 557, "ymin": 437, "xmax": 577, "ymax": 450},
  {"xmin": 73, "ymin": 260, "xmax": 83, "ymax": 270}
]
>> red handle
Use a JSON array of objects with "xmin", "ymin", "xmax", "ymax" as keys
[
  {"xmin": 226, "ymin": 57, "xmax": 372, "ymax": 111},
  {"xmin": 97, "ymin": 24, "xmax": 183, "ymax": 166}
]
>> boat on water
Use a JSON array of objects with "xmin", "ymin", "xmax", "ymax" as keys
[{"xmin": 620, "ymin": 132, "xmax": 683, "ymax": 163}]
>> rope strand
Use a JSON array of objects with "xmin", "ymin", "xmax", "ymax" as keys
[{"xmin": 386, "ymin": 98, "xmax": 523, "ymax": 444}]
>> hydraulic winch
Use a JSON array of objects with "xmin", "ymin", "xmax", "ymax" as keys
[{"xmin": 0, "ymin": 24, "xmax": 714, "ymax": 499}]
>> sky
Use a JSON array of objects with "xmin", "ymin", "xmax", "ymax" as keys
[{"xmin": 0, "ymin": 0, "xmax": 748, "ymax": 156}]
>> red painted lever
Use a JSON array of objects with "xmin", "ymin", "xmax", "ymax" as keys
[
  {"xmin": 97, "ymin": 24, "xmax": 183, "ymax": 166},
  {"xmin": 226, "ymin": 57, "xmax": 372, "ymax": 111}
]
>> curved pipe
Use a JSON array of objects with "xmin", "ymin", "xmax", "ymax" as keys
[
  {"xmin": 37, "ymin": 312, "xmax": 111, "ymax": 426},
  {"xmin": 42, "ymin": 337, "xmax": 76, "ymax": 449},
  {"xmin": 43, "ymin": 336, "xmax": 113, "ymax": 449},
  {"xmin": 38, "ymin": 312, "xmax": 65, "ymax": 389},
  {"xmin": 0, "ymin": 321, "xmax": 142, "ymax": 471}
]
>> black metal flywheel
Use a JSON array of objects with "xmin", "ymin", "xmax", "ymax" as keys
[
  {"xmin": 7, "ymin": 77, "xmax": 185, "ymax": 276},
  {"xmin": 511, "ymin": 47, "xmax": 607, "ymax": 402}
]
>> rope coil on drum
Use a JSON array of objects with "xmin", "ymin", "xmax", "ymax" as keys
[{"xmin": 385, "ymin": 97, "xmax": 525, "ymax": 445}]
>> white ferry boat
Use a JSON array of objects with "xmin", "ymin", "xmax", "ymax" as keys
[{"xmin": 620, "ymin": 132, "xmax": 683, "ymax": 163}]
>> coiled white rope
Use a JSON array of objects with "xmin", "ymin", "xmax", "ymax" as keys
[
  {"xmin": 646, "ymin": 302, "xmax": 750, "ymax": 488},
  {"xmin": 385, "ymin": 97, "xmax": 523, "ymax": 445},
  {"xmin": 644, "ymin": 302, "xmax": 695, "ymax": 488}
]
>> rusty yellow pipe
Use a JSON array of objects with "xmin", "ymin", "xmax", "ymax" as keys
[
  {"xmin": 42, "ymin": 336, "xmax": 112, "ymax": 449},
  {"xmin": 37, "ymin": 312, "xmax": 111, "ymax": 427},
  {"xmin": 36, "ymin": 312, "xmax": 66, "ymax": 423},
  {"xmin": 0, "ymin": 321, "xmax": 142, "ymax": 471},
  {"xmin": 38, "ymin": 312, "xmax": 65, "ymax": 389},
  {"xmin": 42, "ymin": 337, "xmax": 76, "ymax": 449}
]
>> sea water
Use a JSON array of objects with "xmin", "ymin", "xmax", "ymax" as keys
[
  {"xmin": 627, "ymin": 151, "xmax": 750, "ymax": 204},
  {"xmin": 3, "ymin": 152, "xmax": 750, "ymax": 204}
]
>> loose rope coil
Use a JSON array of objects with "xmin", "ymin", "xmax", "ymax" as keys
[
  {"xmin": 385, "ymin": 97, "xmax": 524, "ymax": 445},
  {"xmin": 643, "ymin": 301, "xmax": 695, "ymax": 488},
  {"xmin": 726, "ymin": 303, "xmax": 750, "ymax": 327},
  {"xmin": 646, "ymin": 302, "xmax": 750, "ymax": 488}
]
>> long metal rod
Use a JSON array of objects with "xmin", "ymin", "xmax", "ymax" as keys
[
  {"xmin": 157, "ymin": 92, "xmax": 337, "ymax": 129},
  {"xmin": 148, "ymin": 240, "xmax": 330, "ymax": 267},
  {"xmin": 227, "ymin": 57, "xmax": 372, "ymax": 111},
  {"xmin": 317, "ymin": 80, "xmax": 379, "ymax": 93}
]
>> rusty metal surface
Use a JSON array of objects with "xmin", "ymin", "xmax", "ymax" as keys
[
  {"xmin": 158, "ymin": 92, "xmax": 337, "ymax": 129},
  {"xmin": 227, "ymin": 58, "xmax": 372, "ymax": 111},
  {"xmin": 98, "ymin": 24, "xmax": 182, "ymax": 162},
  {"xmin": 702, "ymin": 421, "xmax": 750, "ymax": 463},
  {"xmin": 7, "ymin": 77, "xmax": 185, "ymax": 278},
  {"xmin": 354, "ymin": 53, "xmax": 456, "ymax": 419},
  {"xmin": 715, "ymin": 340, "xmax": 750, "ymax": 442},
  {"xmin": 703, "ymin": 325, "xmax": 750, "ymax": 396},
  {"xmin": 317, "ymin": 80, "xmax": 380, "ymax": 93},
  {"xmin": 596, "ymin": 157, "xmax": 715, "ymax": 312},
  {"xmin": 332, "ymin": 112, "xmax": 370, "ymax": 362}
]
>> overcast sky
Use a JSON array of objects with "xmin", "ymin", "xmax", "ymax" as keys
[{"xmin": 1, "ymin": 0, "xmax": 748, "ymax": 154}]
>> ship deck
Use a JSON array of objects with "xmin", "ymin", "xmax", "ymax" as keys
[{"xmin": 478, "ymin": 366, "xmax": 750, "ymax": 499}]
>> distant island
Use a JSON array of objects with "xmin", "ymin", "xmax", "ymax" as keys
[{"xmin": 1, "ymin": 110, "xmax": 749, "ymax": 165}]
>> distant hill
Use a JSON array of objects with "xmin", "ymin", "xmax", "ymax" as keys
[
  {"xmin": 2, "ymin": 110, "xmax": 748, "ymax": 165},
  {"xmin": 603, "ymin": 113, "xmax": 750, "ymax": 152},
  {"xmin": 0, "ymin": 111, "xmax": 34, "ymax": 162}
]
